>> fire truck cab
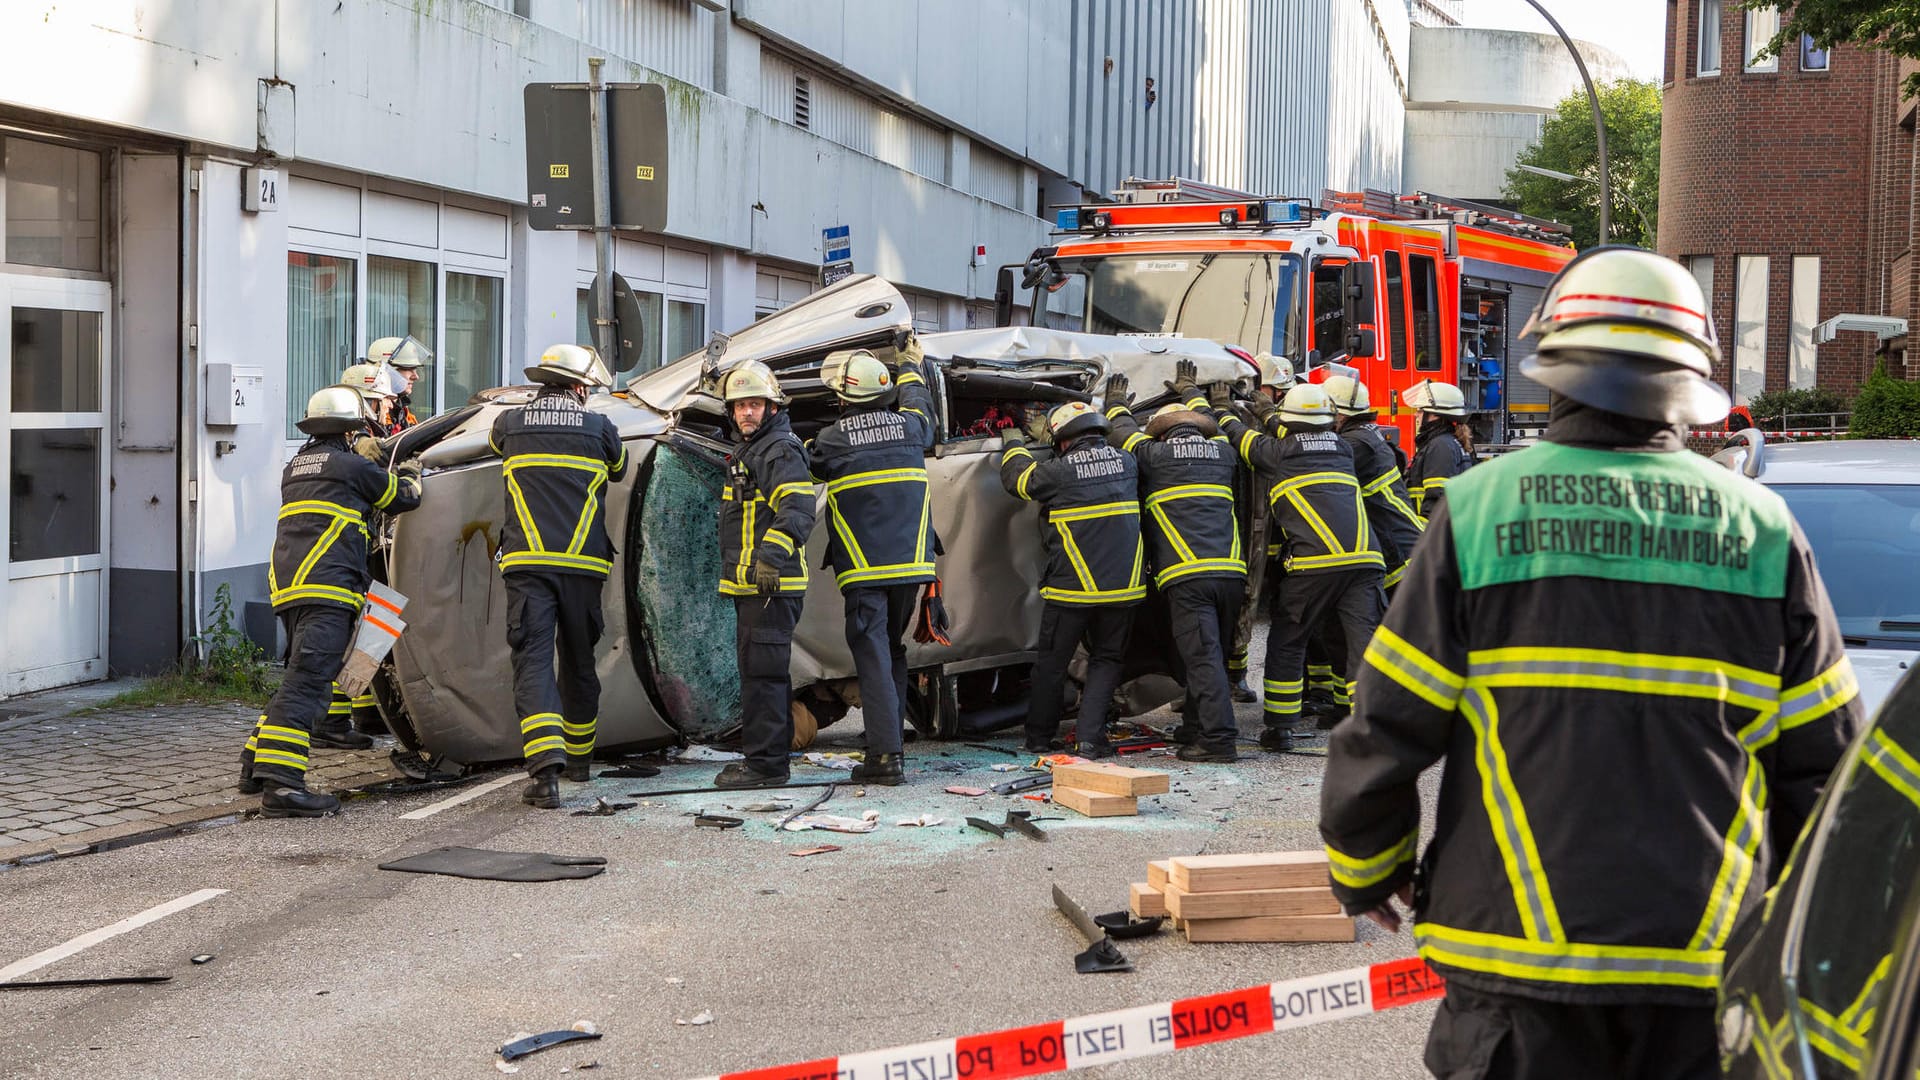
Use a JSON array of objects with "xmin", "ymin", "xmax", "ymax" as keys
[{"xmin": 995, "ymin": 177, "xmax": 1576, "ymax": 448}]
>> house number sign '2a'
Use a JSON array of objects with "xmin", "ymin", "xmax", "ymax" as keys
[{"xmin": 243, "ymin": 167, "xmax": 281, "ymax": 213}]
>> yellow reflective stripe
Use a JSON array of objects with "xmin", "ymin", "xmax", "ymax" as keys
[
  {"xmin": 289, "ymin": 517, "xmax": 348, "ymax": 590},
  {"xmin": 1148, "ymin": 504, "xmax": 1199, "ymax": 565},
  {"xmin": 739, "ymin": 497, "xmax": 757, "ymax": 584},
  {"xmin": 519, "ymin": 713, "xmax": 563, "ymax": 732},
  {"xmin": 836, "ymin": 563, "xmax": 938, "ymax": 587},
  {"xmin": 504, "ymin": 453, "xmax": 610, "ymax": 473},
  {"xmin": 825, "ymin": 491, "xmax": 869, "ymax": 569},
  {"xmin": 1383, "ymin": 485, "xmax": 1424, "ymax": 530},
  {"xmin": 1841, "ymin": 954, "xmax": 1892, "ymax": 1033},
  {"xmin": 1144, "ymin": 483, "xmax": 1234, "ymax": 507},
  {"xmin": 612, "ymin": 444, "xmax": 627, "ymax": 474},
  {"xmin": 769, "ymin": 480, "xmax": 816, "ymax": 506},
  {"xmin": 915, "ymin": 486, "xmax": 933, "ymax": 565},
  {"xmin": 719, "ymin": 574, "xmax": 809, "ymax": 597},
  {"xmin": 1326, "ymin": 829, "xmax": 1417, "ymax": 890},
  {"xmin": 826, "ymin": 469, "xmax": 926, "ymax": 495},
  {"xmin": 500, "ymin": 552, "xmax": 613, "ymax": 573},
  {"xmin": 371, "ymin": 471, "xmax": 400, "ymax": 510},
  {"xmin": 1282, "ymin": 490, "xmax": 1345, "ymax": 552},
  {"xmin": 1364, "ymin": 625, "xmax": 1466, "ymax": 710},
  {"xmin": 1749, "ymin": 1005, "xmax": 1799, "ymax": 1080},
  {"xmin": 252, "ymin": 748, "xmax": 309, "ymax": 769},
  {"xmin": 1106, "ymin": 405, "xmax": 1133, "ymax": 421},
  {"xmin": 1421, "ymin": 476, "xmax": 1449, "ymax": 492},
  {"xmin": 1130, "ymin": 534, "xmax": 1144, "ymax": 589},
  {"xmin": 257, "ymin": 724, "xmax": 312, "ymax": 745},
  {"xmin": 564, "ymin": 470, "xmax": 608, "ymax": 556},
  {"xmin": 1121, "ymin": 431, "xmax": 1148, "ymax": 452},
  {"xmin": 897, "ymin": 370, "xmax": 925, "ymax": 385},
  {"xmin": 1414, "ymin": 923, "xmax": 1721, "ymax": 989},
  {"xmin": 1866, "ymin": 729, "xmax": 1920, "ymax": 811},
  {"xmin": 1287, "ymin": 550, "xmax": 1386, "ymax": 571},
  {"xmin": 1014, "ymin": 461, "xmax": 1038, "ymax": 500},
  {"xmin": 270, "ymin": 584, "xmax": 366, "ymax": 608},
  {"xmin": 1464, "ymin": 646, "xmax": 1780, "ymax": 713},
  {"xmin": 1235, "ymin": 428, "xmax": 1260, "ymax": 465},
  {"xmin": 1384, "ymin": 562, "xmax": 1406, "ymax": 589},
  {"xmin": 1047, "ymin": 500, "xmax": 1140, "ymax": 523},
  {"xmin": 1461, "ymin": 686, "xmax": 1564, "ymax": 942},
  {"xmin": 523, "ymin": 735, "xmax": 566, "ymax": 757},
  {"xmin": 1779, "ymin": 658, "xmax": 1859, "ymax": 731},
  {"xmin": 504, "ymin": 472, "xmax": 544, "ymax": 552},
  {"xmin": 1272, "ymin": 471, "xmax": 1363, "ymax": 499},
  {"xmin": 278, "ymin": 500, "xmax": 365, "ymax": 524},
  {"xmin": 1360, "ymin": 468, "xmax": 1402, "ymax": 497},
  {"xmin": 1688, "ymin": 752, "xmax": 1767, "ymax": 950},
  {"xmin": 1155, "ymin": 558, "xmax": 1246, "ymax": 588},
  {"xmin": 1798, "ymin": 998, "xmax": 1867, "ymax": 1072},
  {"xmin": 762, "ymin": 529, "xmax": 796, "ymax": 556},
  {"xmin": 1040, "ymin": 584, "xmax": 1148, "ymax": 604},
  {"xmin": 1054, "ymin": 521, "xmax": 1097, "ymax": 591}
]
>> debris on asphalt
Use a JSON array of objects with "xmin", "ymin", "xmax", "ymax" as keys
[
  {"xmin": 497, "ymin": 1027, "xmax": 604, "ymax": 1062},
  {"xmin": 669, "ymin": 745, "xmax": 743, "ymax": 763},
  {"xmin": 726, "ymin": 799, "xmax": 796, "ymax": 813},
  {"xmin": 1052, "ymin": 883, "xmax": 1134, "ymax": 974},
  {"xmin": 675, "ymin": 1011, "xmax": 714, "ymax": 1027},
  {"xmin": 943, "ymin": 785, "xmax": 988, "ymax": 796},
  {"xmin": 801, "ymin": 751, "xmax": 863, "ymax": 770},
  {"xmin": 991, "ymin": 774, "xmax": 1053, "ymax": 795},
  {"xmin": 0, "ymin": 975, "xmax": 173, "ymax": 989},
  {"xmin": 1093, "ymin": 909, "xmax": 1166, "ymax": 939},
  {"xmin": 789, "ymin": 845, "xmax": 841, "ymax": 858},
  {"xmin": 894, "ymin": 814, "xmax": 944, "ymax": 828},
  {"xmin": 781, "ymin": 810, "xmax": 878, "ymax": 834},
  {"xmin": 597, "ymin": 764, "xmax": 661, "ymax": 779},
  {"xmin": 665, "ymin": 977, "xmax": 684, "ymax": 985},
  {"xmin": 191, "ymin": 954, "xmax": 215, "ymax": 965},
  {"xmin": 378, "ymin": 847, "xmax": 608, "ymax": 882},
  {"xmin": 1003, "ymin": 810, "xmax": 1047, "ymax": 841},
  {"xmin": 693, "ymin": 814, "xmax": 744, "ymax": 830},
  {"xmin": 570, "ymin": 798, "xmax": 637, "ymax": 817},
  {"xmin": 626, "ymin": 780, "xmax": 841, "ymax": 798},
  {"xmin": 989, "ymin": 763, "xmax": 1022, "ymax": 772},
  {"xmin": 965, "ymin": 743, "xmax": 1019, "ymax": 756},
  {"xmin": 774, "ymin": 784, "xmax": 838, "ymax": 830},
  {"xmin": 966, "ymin": 817, "xmax": 1006, "ymax": 838}
]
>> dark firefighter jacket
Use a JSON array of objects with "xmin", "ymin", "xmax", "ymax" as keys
[
  {"xmin": 1340, "ymin": 416, "xmax": 1426, "ymax": 587},
  {"xmin": 1106, "ymin": 404, "xmax": 1244, "ymax": 588},
  {"xmin": 269, "ymin": 436, "xmax": 422, "ymax": 612},
  {"xmin": 719, "ymin": 408, "xmax": 816, "ymax": 597},
  {"xmin": 808, "ymin": 359, "xmax": 936, "ymax": 589},
  {"xmin": 1000, "ymin": 432, "xmax": 1145, "ymax": 606},
  {"xmin": 1218, "ymin": 414, "xmax": 1383, "ymax": 575},
  {"xmin": 1407, "ymin": 418, "xmax": 1471, "ymax": 518},
  {"xmin": 1319, "ymin": 404, "xmax": 1863, "ymax": 1008},
  {"xmin": 488, "ymin": 389, "xmax": 629, "ymax": 577}
]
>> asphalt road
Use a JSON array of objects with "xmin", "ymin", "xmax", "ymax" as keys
[{"xmin": 0, "ymin": 719, "xmax": 1438, "ymax": 1079}]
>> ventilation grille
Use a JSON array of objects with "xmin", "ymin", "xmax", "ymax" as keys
[{"xmin": 793, "ymin": 75, "xmax": 812, "ymax": 129}]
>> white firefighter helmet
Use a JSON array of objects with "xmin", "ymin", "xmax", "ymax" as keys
[
  {"xmin": 369, "ymin": 334, "xmax": 432, "ymax": 370},
  {"xmin": 1403, "ymin": 379, "xmax": 1469, "ymax": 418},
  {"xmin": 1519, "ymin": 245, "xmax": 1729, "ymax": 425},
  {"xmin": 1278, "ymin": 384, "xmax": 1335, "ymax": 423},
  {"xmin": 1321, "ymin": 375, "xmax": 1370, "ymax": 416},
  {"xmin": 526, "ymin": 343, "xmax": 612, "ymax": 389},
  {"xmin": 340, "ymin": 363, "xmax": 387, "ymax": 402},
  {"xmin": 1047, "ymin": 400, "xmax": 1110, "ymax": 444},
  {"xmin": 1255, "ymin": 352, "xmax": 1297, "ymax": 391},
  {"xmin": 1146, "ymin": 402, "xmax": 1217, "ymax": 439},
  {"xmin": 820, "ymin": 348, "xmax": 895, "ymax": 404},
  {"xmin": 372, "ymin": 363, "xmax": 402, "ymax": 399},
  {"xmin": 721, "ymin": 360, "xmax": 786, "ymax": 404},
  {"xmin": 296, "ymin": 386, "xmax": 368, "ymax": 435}
]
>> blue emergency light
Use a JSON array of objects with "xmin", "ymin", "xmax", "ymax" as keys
[
  {"xmin": 1056, "ymin": 208, "xmax": 1081, "ymax": 231},
  {"xmin": 1261, "ymin": 200, "xmax": 1302, "ymax": 223}
]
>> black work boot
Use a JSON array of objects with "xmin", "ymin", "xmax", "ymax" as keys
[
  {"xmin": 1259, "ymin": 724, "xmax": 1297, "ymax": 753},
  {"xmin": 237, "ymin": 752, "xmax": 263, "ymax": 795},
  {"xmin": 260, "ymin": 785, "xmax": 341, "ymax": 818},
  {"xmin": 1169, "ymin": 724, "xmax": 1202, "ymax": 747},
  {"xmin": 1230, "ymin": 678, "xmax": 1258, "ymax": 704},
  {"xmin": 1022, "ymin": 736, "xmax": 1064, "ymax": 755},
  {"xmin": 1076, "ymin": 739, "xmax": 1117, "ymax": 760},
  {"xmin": 563, "ymin": 754, "xmax": 593, "ymax": 782},
  {"xmin": 850, "ymin": 753, "xmax": 904, "ymax": 786},
  {"xmin": 352, "ymin": 706, "xmax": 389, "ymax": 737},
  {"xmin": 522, "ymin": 766, "xmax": 562, "ymax": 809},
  {"xmin": 311, "ymin": 724, "xmax": 375, "ymax": 751},
  {"xmin": 1178, "ymin": 742, "xmax": 1239, "ymax": 763},
  {"xmin": 714, "ymin": 763, "xmax": 790, "ymax": 789}
]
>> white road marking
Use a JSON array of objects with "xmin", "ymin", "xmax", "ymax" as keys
[
  {"xmin": 0, "ymin": 888, "xmax": 228, "ymax": 983},
  {"xmin": 399, "ymin": 774, "xmax": 520, "ymax": 820}
]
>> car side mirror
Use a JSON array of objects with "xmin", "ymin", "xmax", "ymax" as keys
[
  {"xmin": 994, "ymin": 266, "xmax": 1016, "ymax": 328},
  {"xmin": 1342, "ymin": 261, "xmax": 1376, "ymax": 359}
]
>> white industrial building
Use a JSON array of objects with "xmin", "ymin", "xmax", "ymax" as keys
[{"xmin": 0, "ymin": 0, "xmax": 1599, "ymax": 696}]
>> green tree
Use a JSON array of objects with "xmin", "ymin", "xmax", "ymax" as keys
[
  {"xmin": 1746, "ymin": 1, "xmax": 1920, "ymax": 96},
  {"xmin": 1502, "ymin": 79, "xmax": 1662, "ymax": 250}
]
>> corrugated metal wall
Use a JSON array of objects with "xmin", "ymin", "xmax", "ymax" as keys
[
  {"xmin": 971, "ymin": 141, "xmax": 1024, "ymax": 209},
  {"xmin": 577, "ymin": 0, "xmax": 716, "ymax": 90},
  {"xmin": 760, "ymin": 48, "xmax": 950, "ymax": 184}
]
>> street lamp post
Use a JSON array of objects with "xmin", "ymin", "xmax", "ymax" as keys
[
  {"xmin": 1520, "ymin": 0, "xmax": 1611, "ymax": 241},
  {"xmin": 1518, "ymin": 163, "xmax": 1651, "ymax": 242}
]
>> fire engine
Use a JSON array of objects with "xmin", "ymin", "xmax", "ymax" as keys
[{"xmin": 993, "ymin": 177, "xmax": 1577, "ymax": 448}]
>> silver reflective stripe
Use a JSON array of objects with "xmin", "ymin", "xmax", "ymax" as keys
[
  {"xmin": 1467, "ymin": 658, "xmax": 1776, "ymax": 704},
  {"xmin": 1418, "ymin": 926, "xmax": 1722, "ymax": 985},
  {"xmin": 1778, "ymin": 661, "xmax": 1859, "ymax": 727}
]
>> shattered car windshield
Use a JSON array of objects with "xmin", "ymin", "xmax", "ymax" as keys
[{"xmin": 1079, "ymin": 252, "xmax": 1303, "ymax": 361}]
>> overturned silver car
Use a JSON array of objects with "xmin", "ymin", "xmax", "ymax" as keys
[{"xmin": 378, "ymin": 275, "xmax": 1257, "ymax": 765}]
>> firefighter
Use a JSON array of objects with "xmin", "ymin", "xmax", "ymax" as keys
[
  {"xmin": 1103, "ymin": 362, "xmax": 1244, "ymax": 762},
  {"xmin": 488, "ymin": 344, "xmax": 628, "ymax": 809},
  {"xmin": 1214, "ymin": 383, "xmax": 1384, "ymax": 752},
  {"xmin": 809, "ymin": 343, "xmax": 936, "ymax": 786},
  {"xmin": 1000, "ymin": 400, "xmax": 1145, "ymax": 757},
  {"xmin": 341, "ymin": 362, "xmax": 398, "ymax": 437},
  {"xmin": 237, "ymin": 386, "xmax": 422, "ymax": 816},
  {"xmin": 1403, "ymin": 378, "xmax": 1473, "ymax": 518},
  {"xmin": 714, "ymin": 360, "xmax": 816, "ymax": 789},
  {"xmin": 369, "ymin": 335, "xmax": 431, "ymax": 428},
  {"xmin": 1226, "ymin": 353, "xmax": 1297, "ymax": 704},
  {"xmin": 1319, "ymin": 246, "xmax": 1862, "ymax": 1079}
]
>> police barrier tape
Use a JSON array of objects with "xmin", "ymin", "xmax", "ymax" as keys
[{"xmin": 687, "ymin": 956, "xmax": 1444, "ymax": 1080}]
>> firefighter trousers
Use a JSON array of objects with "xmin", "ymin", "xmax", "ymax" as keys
[
  {"xmin": 1305, "ymin": 578, "xmax": 1399, "ymax": 717},
  {"xmin": 736, "ymin": 595, "xmax": 802, "ymax": 777},
  {"xmin": 1027, "ymin": 601, "xmax": 1136, "ymax": 749},
  {"xmin": 1424, "ymin": 984, "xmax": 1716, "ymax": 1080},
  {"xmin": 1262, "ymin": 568, "xmax": 1383, "ymax": 729},
  {"xmin": 843, "ymin": 584, "xmax": 917, "ymax": 757},
  {"xmin": 505, "ymin": 572, "xmax": 606, "ymax": 777},
  {"xmin": 245, "ymin": 605, "xmax": 355, "ymax": 788},
  {"xmin": 1166, "ymin": 577, "xmax": 1242, "ymax": 751}
]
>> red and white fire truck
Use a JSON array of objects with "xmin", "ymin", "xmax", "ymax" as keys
[{"xmin": 994, "ymin": 177, "xmax": 1577, "ymax": 447}]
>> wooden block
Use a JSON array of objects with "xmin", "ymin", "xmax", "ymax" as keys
[
  {"xmin": 1147, "ymin": 860, "xmax": 1173, "ymax": 890},
  {"xmin": 1169, "ymin": 851, "xmax": 1328, "ymax": 893},
  {"xmin": 1183, "ymin": 914, "xmax": 1356, "ymax": 944},
  {"xmin": 1163, "ymin": 884, "xmax": 1341, "ymax": 921},
  {"xmin": 1051, "ymin": 762, "xmax": 1171, "ymax": 797},
  {"xmin": 1128, "ymin": 882, "xmax": 1167, "ymax": 919},
  {"xmin": 1052, "ymin": 786, "xmax": 1137, "ymax": 817}
]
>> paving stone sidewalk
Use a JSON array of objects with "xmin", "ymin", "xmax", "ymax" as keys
[{"xmin": 0, "ymin": 689, "xmax": 401, "ymax": 865}]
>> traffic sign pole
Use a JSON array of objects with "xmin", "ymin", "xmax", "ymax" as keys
[{"xmin": 587, "ymin": 57, "xmax": 617, "ymax": 370}]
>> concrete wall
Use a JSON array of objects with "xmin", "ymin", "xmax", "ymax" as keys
[{"xmin": 1404, "ymin": 26, "xmax": 1634, "ymax": 201}]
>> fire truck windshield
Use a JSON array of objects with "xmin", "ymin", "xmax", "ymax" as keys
[{"xmin": 1074, "ymin": 252, "xmax": 1303, "ymax": 358}]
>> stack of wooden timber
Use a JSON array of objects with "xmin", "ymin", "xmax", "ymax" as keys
[
  {"xmin": 1050, "ymin": 762, "xmax": 1169, "ymax": 818},
  {"xmin": 1127, "ymin": 852, "xmax": 1354, "ymax": 943}
]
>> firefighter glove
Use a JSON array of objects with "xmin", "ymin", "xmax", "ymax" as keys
[
  {"xmin": 1164, "ymin": 358, "xmax": 1200, "ymax": 401},
  {"xmin": 355, "ymin": 436, "xmax": 384, "ymax": 464},
  {"xmin": 1000, "ymin": 425, "xmax": 1027, "ymax": 449},
  {"xmin": 753, "ymin": 557, "xmax": 783, "ymax": 595},
  {"xmin": 1207, "ymin": 381, "xmax": 1233, "ymax": 411},
  {"xmin": 897, "ymin": 333, "xmax": 926, "ymax": 375},
  {"xmin": 1104, "ymin": 372, "xmax": 1132, "ymax": 407},
  {"xmin": 1247, "ymin": 392, "xmax": 1279, "ymax": 427},
  {"xmin": 394, "ymin": 457, "xmax": 423, "ymax": 481}
]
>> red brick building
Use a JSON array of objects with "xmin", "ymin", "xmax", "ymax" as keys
[{"xmin": 1659, "ymin": 1, "xmax": 1918, "ymax": 403}]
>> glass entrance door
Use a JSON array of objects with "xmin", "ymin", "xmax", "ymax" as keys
[{"xmin": 2, "ymin": 276, "xmax": 111, "ymax": 695}]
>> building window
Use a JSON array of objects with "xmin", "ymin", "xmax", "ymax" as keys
[
  {"xmin": 369, "ymin": 256, "xmax": 437, "ymax": 417},
  {"xmin": 1698, "ymin": 0, "xmax": 1722, "ymax": 76},
  {"xmin": 1744, "ymin": 5, "xmax": 1779, "ymax": 72},
  {"xmin": 445, "ymin": 273, "xmax": 503, "ymax": 410},
  {"xmin": 1409, "ymin": 254, "xmax": 1442, "ymax": 371},
  {"xmin": 1790, "ymin": 256, "xmax": 1820, "ymax": 390},
  {"xmin": 667, "ymin": 300, "xmax": 706, "ymax": 366},
  {"xmin": 4, "ymin": 138, "xmax": 103, "ymax": 272},
  {"xmin": 576, "ymin": 287, "xmax": 665, "ymax": 382},
  {"xmin": 286, "ymin": 253, "xmax": 357, "ymax": 440},
  {"xmin": 1734, "ymin": 255, "xmax": 1769, "ymax": 402},
  {"xmin": 1800, "ymin": 34, "xmax": 1830, "ymax": 72},
  {"xmin": 1384, "ymin": 252, "xmax": 1408, "ymax": 371},
  {"xmin": 10, "ymin": 308, "xmax": 103, "ymax": 562}
]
